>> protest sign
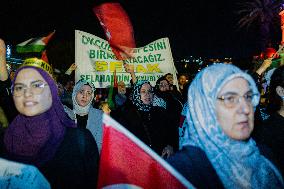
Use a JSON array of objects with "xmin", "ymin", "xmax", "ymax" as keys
[{"xmin": 75, "ymin": 30, "xmax": 178, "ymax": 88}]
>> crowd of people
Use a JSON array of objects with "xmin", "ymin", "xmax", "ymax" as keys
[{"xmin": 1, "ymin": 37, "xmax": 284, "ymax": 188}]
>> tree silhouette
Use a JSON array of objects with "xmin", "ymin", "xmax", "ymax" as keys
[{"xmin": 236, "ymin": 0, "xmax": 283, "ymax": 51}]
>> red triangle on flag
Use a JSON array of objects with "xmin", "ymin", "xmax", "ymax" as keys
[
  {"xmin": 41, "ymin": 50, "xmax": 49, "ymax": 63},
  {"xmin": 98, "ymin": 115, "xmax": 194, "ymax": 189},
  {"xmin": 42, "ymin": 31, "xmax": 55, "ymax": 45}
]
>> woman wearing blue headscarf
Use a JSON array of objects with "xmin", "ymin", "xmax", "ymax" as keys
[{"xmin": 167, "ymin": 64, "xmax": 284, "ymax": 189}]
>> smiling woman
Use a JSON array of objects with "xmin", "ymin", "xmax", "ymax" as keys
[
  {"xmin": 0, "ymin": 53, "xmax": 99, "ymax": 189},
  {"xmin": 12, "ymin": 68, "xmax": 52, "ymax": 116}
]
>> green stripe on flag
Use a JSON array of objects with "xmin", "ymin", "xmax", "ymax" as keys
[{"xmin": 16, "ymin": 45, "xmax": 46, "ymax": 53}]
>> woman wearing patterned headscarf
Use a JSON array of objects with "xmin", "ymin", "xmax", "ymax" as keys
[
  {"xmin": 167, "ymin": 64, "xmax": 284, "ymax": 189},
  {"xmin": 64, "ymin": 80, "xmax": 104, "ymax": 152},
  {"xmin": 1, "ymin": 58, "xmax": 99, "ymax": 189},
  {"xmin": 112, "ymin": 80, "xmax": 177, "ymax": 158}
]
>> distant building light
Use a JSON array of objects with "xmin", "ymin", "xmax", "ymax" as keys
[{"xmin": 6, "ymin": 45, "xmax": 11, "ymax": 58}]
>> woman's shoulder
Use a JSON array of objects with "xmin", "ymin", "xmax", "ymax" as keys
[
  {"xmin": 167, "ymin": 145, "xmax": 209, "ymax": 166},
  {"xmin": 59, "ymin": 127, "xmax": 98, "ymax": 156},
  {"xmin": 253, "ymin": 113, "xmax": 284, "ymax": 142},
  {"xmin": 167, "ymin": 145, "xmax": 224, "ymax": 189},
  {"xmin": 63, "ymin": 105, "xmax": 75, "ymax": 120},
  {"xmin": 64, "ymin": 127, "xmax": 93, "ymax": 140},
  {"xmin": 151, "ymin": 105, "xmax": 167, "ymax": 112},
  {"xmin": 263, "ymin": 113, "xmax": 284, "ymax": 125},
  {"xmin": 89, "ymin": 106, "xmax": 103, "ymax": 116}
]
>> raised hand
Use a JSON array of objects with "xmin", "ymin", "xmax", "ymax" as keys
[
  {"xmin": 0, "ymin": 39, "xmax": 6, "ymax": 60},
  {"xmin": 256, "ymin": 58, "xmax": 272, "ymax": 76},
  {"xmin": 123, "ymin": 63, "xmax": 134, "ymax": 73},
  {"xmin": 65, "ymin": 63, "xmax": 77, "ymax": 75},
  {"xmin": 123, "ymin": 63, "xmax": 137, "ymax": 83},
  {"xmin": 0, "ymin": 38, "xmax": 8, "ymax": 81}
]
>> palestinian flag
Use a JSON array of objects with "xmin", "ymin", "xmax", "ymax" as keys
[{"xmin": 16, "ymin": 31, "xmax": 55, "ymax": 53}]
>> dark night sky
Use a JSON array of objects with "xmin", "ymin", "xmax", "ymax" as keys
[{"xmin": 0, "ymin": 0, "xmax": 282, "ymax": 60}]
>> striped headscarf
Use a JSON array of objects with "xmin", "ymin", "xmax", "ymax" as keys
[{"xmin": 131, "ymin": 80, "xmax": 153, "ymax": 112}]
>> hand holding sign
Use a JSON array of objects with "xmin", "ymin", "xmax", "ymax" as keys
[
  {"xmin": 65, "ymin": 63, "xmax": 77, "ymax": 75},
  {"xmin": 124, "ymin": 63, "xmax": 137, "ymax": 83},
  {"xmin": 256, "ymin": 58, "xmax": 273, "ymax": 76},
  {"xmin": 123, "ymin": 63, "xmax": 134, "ymax": 73}
]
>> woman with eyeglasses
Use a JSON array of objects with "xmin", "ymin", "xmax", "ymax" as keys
[
  {"xmin": 0, "ymin": 48, "xmax": 99, "ymax": 188},
  {"xmin": 112, "ymin": 80, "xmax": 176, "ymax": 158},
  {"xmin": 167, "ymin": 64, "xmax": 284, "ymax": 189},
  {"xmin": 64, "ymin": 80, "xmax": 104, "ymax": 152}
]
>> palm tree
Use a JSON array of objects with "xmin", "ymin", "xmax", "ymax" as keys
[{"xmin": 236, "ymin": 0, "xmax": 283, "ymax": 51}]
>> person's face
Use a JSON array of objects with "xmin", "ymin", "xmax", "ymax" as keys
[
  {"xmin": 158, "ymin": 80, "xmax": 169, "ymax": 92},
  {"xmin": 13, "ymin": 68, "xmax": 52, "ymax": 116},
  {"xmin": 66, "ymin": 81, "xmax": 74, "ymax": 92},
  {"xmin": 57, "ymin": 83, "xmax": 64, "ymax": 96},
  {"xmin": 178, "ymin": 75, "xmax": 187, "ymax": 85},
  {"xmin": 118, "ymin": 82, "xmax": 126, "ymax": 95},
  {"xmin": 165, "ymin": 74, "xmax": 173, "ymax": 85},
  {"xmin": 76, "ymin": 85, "xmax": 93, "ymax": 107},
  {"xmin": 140, "ymin": 83, "xmax": 153, "ymax": 105},
  {"xmin": 216, "ymin": 78, "xmax": 254, "ymax": 141}
]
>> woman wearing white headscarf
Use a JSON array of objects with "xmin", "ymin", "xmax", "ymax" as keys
[
  {"xmin": 64, "ymin": 80, "xmax": 104, "ymax": 152},
  {"xmin": 167, "ymin": 64, "xmax": 284, "ymax": 189}
]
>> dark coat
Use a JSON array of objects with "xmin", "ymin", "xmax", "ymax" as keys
[
  {"xmin": 1, "ymin": 127, "xmax": 99, "ymax": 189},
  {"xmin": 253, "ymin": 113, "xmax": 284, "ymax": 176},
  {"xmin": 167, "ymin": 143, "xmax": 280, "ymax": 189},
  {"xmin": 111, "ymin": 100, "xmax": 177, "ymax": 155},
  {"xmin": 0, "ymin": 79, "xmax": 18, "ymax": 123},
  {"xmin": 155, "ymin": 92, "xmax": 183, "ymax": 151},
  {"xmin": 167, "ymin": 145, "xmax": 224, "ymax": 189}
]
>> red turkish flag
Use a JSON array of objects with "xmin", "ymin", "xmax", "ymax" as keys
[
  {"xmin": 93, "ymin": 2, "xmax": 136, "ymax": 60},
  {"xmin": 98, "ymin": 115, "xmax": 194, "ymax": 189}
]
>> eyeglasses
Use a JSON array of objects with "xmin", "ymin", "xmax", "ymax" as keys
[
  {"xmin": 13, "ymin": 81, "xmax": 48, "ymax": 97},
  {"xmin": 217, "ymin": 93, "xmax": 259, "ymax": 108}
]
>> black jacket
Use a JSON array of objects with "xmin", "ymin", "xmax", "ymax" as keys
[
  {"xmin": 1, "ymin": 127, "xmax": 99, "ymax": 189},
  {"xmin": 112, "ymin": 100, "xmax": 177, "ymax": 155}
]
